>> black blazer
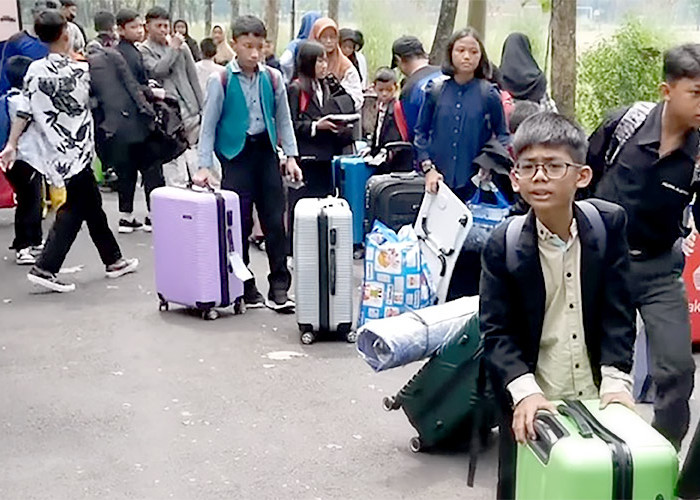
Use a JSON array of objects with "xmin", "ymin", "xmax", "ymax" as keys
[
  {"xmin": 370, "ymin": 101, "xmax": 404, "ymax": 155},
  {"xmin": 287, "ymin": 80, "xmax": 351, "ymax": 162},
  {"xmin": 480, "ymin": 199, "xmax": 636, "ymax": 399},
  {"xmin": 89, "ymin": 46, "xmax": 155, "ymax": 158}
]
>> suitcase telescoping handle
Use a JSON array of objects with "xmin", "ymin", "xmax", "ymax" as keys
[{"xmin": 186, "ymin": 181, "xmax": 216, "ymax": 193}]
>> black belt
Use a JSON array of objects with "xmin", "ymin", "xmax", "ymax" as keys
[{"xmin": 246, "ymin": 132, "xmax": 269, "ymax": 144}]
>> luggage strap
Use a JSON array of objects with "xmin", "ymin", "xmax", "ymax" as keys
[
  {"xmin": 393, "ymin": 100, "xmax": 410, "ymax": 142},
  {"xmin": 564, "ymin": 400, "xmax": 634, "ymax": 500}
]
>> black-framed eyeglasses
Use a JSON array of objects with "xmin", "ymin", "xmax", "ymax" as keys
[{"xmin": 512, "ymin": 162, "xmax": 585, "ymax": 180}]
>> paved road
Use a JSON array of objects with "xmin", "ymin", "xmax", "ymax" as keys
[{"xmin": 0, "ymin": 190, "xmax": 697, "ymax": 500}]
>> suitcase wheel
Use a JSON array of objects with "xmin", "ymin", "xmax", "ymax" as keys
[
  {"xmin": 382, "ymin": 396, "xmax": 401, "ymax": 412},
  {"xmin": 158, "ymin": 300, "xmax": 169, "ymax": 312},
  {"xmin": 202, "ymin": 309, "xmax": 219, "ymax": 321},
  {"xmin": 233, "ymin": 298, "xmax": 246, "ymax": 315},
  {"xmin": 300, "ymin": 332, "xmax": 316, "ymax": 345},
  {"xmin": 409, "ymin": 437, "xmax": 423, "ymax": 453}
]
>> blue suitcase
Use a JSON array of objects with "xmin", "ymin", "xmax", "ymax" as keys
[{"xmin": 332, "ymin": 156, "xmax": 374, "ymax": 246}]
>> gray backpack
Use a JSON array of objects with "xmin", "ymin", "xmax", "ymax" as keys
[{"xmin": 603, "ymin": 101, "xmax": 655, "ymax": 168}]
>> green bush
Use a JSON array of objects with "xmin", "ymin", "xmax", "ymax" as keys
[
  {"xmin": 355, "ymin": 0, "xmax": 434, "ymax": 79},
  {"xmin": 576, "ymin": 19, "xmax": 669, "ymax": 132}
]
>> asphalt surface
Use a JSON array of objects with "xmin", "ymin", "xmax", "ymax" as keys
[{"xmin": 0, "ymin": 189, "xmax": 698, "ymax": 500}]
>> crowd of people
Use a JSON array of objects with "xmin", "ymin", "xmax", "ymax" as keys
[{"xmin": 1, "ymin": 2, "xmax": 700, "ymax": 497}]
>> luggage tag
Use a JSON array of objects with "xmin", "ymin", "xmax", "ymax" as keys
[{"xmin": 228, "ymin": 253, "xmax": 253, "ymax": 282}]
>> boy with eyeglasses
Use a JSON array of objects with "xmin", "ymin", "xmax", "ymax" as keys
[{"xmin": 479, "ymin": 112, "xmax": 636, "ymax": 499}]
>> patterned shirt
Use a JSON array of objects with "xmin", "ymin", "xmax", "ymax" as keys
[{"xmin": 15, "ymin": 53, "xmax": 93, "ymax": 186}]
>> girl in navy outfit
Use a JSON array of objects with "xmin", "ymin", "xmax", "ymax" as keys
[{"xmin": 414, "ymin": 27, "xmax": 510, "ymax": 298}]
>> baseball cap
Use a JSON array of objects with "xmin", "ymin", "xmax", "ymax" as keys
[{"xmin": 391, "ymin": 35, "xmax": 426, "ymax": 68}]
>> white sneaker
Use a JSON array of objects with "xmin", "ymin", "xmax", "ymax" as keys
[
  {"xmin": 27, "ymin": 266, "xmax": 76, "ymax": 293},
  {"xmin": 16, "ymin": 248, "xmax": 36, "ymax": 265},
  {"xmin": 105, "ymin": 258, "xmax": 139, "ymax": 278}
]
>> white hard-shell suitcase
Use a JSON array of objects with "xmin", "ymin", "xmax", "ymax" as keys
[
  {"xmin": 414, "ymin": 182, "xmax": 473, "ymax": 304},
  {"xmin": 294, "ymin": 197, "xmax": 354, "ymax": 344}
]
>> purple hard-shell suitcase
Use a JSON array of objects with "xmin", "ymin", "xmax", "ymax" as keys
[{"xmin": 151, "ymin": 186, "xmax": 245, "ymax": 320}]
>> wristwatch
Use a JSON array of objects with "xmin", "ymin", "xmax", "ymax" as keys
[{"xmin": 420, "ymin": 160, "xmax": 436, "ymax": 174}]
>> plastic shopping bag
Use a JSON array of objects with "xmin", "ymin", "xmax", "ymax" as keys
[
  {"xmin": 463, "ymin": 181, "xmax": 511, "ymax": 253},
  {"xmin": 359, "ymin": 221, "xmax": 435, "ymax": 327}
]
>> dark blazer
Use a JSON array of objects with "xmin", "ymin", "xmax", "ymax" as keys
[
  {"xmin": 287, "ymin": 80, "xmax": 351, "ymax": 162},
  {"xmin": 370, "ymin": 101, "xmax": 404, "ymax": 155},
  {"xmin": 89, "ymin": 46, "xmax": 155, "ymax": 159},
  {"xmin": 117, "ymin": 40, "xmax": 149, "ymax": 86},
  {"xmin": 370, "ymin": 101, "xmax": 415, "ymax": 173},
  {"xmin": 480, "ymin": 199, "xmax": 635, "ymax": 395}
]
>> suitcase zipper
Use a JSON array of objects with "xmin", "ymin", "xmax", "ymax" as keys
[
  {"xmin": 318, "ymin": 208, "xmax": 330, "ymax": 332},
  {"xmin": 564, "ymin": 400, "xmax": 634, "ymax": 500},
  {"xmin": 214, "ymin": 193, "xmax": 231, "ymax": 308}
]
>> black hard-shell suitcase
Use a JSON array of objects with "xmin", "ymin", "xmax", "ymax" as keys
[{"xmin": 363, "ymin": 172, "xmax": 424, "ymax": 235}]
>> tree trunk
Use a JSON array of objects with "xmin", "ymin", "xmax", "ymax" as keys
[
  {"xmin": 328, "ymin": 0, "xmax": 339, "ymax": 23},
  {"xmin": 290, "ymin": 0, "xmax": 296, "ymax": 41},
  {"xmin": 204, "ymin": 0, "xmax": 213, "ymax": 36},
  {"xmin": 550, "ymin": 0, "xmax": 576, "ymax": 118},
  {"xmin": 429, "ymin": 0, "xmax": 458, "ymax": 65},
  {"xmin": 467, "ymin": 0, "xmax": 487, "ymax": 37},
  {"xmin": 264, "ymin": 0, "xmax": 279, "ymax": 50},
  {"xmin": 230, "ymin": 0, "xmax": 240, "ymax": 32},
  {"xmin": 168, "ymin": 0, "xmax": 176, "ymax": 21},
  {"xmin": 177, "ymin": 0, "xmax": 184, "ymax": 20}
]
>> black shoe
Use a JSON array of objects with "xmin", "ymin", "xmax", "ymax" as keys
[
  {"xmin": 266, "ymin": 289, "xmax": 295, "ymax": 313},
  {"xmin": 243, "ymin": 281, "xmax": 265, "ymax": 309},
  {"xmin": 118, "ymin": 218, "xmax": 143, "ymax": 234},
  {"xmin": 143, "ymin": 217, "xmax": 152, "ymax": 233},
  {"xmin": 27, "ymin": 266, "xmax": 76, "ymax": 293}
]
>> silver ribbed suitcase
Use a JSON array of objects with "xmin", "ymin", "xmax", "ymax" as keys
[{"xmin": 294, "ymin": 197, "xmax": 354, "ymax": 344}]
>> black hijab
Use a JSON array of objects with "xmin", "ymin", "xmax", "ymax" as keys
[
  {"xmin": 174, "ymin": 20, "xmax": 201, "ymax": 61},
  {"xmin": 499, "ymin": 33, "xmax": 546, "ymax": 103}
]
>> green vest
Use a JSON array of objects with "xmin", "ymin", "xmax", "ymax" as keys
[{"xmin": 215, "ymin": 67, "xmax": 277, "ymax": 160}]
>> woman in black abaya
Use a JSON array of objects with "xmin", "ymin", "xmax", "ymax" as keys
[{"xmin": 499, "ymin": 32, "xmax": 556, "ymax": 111}]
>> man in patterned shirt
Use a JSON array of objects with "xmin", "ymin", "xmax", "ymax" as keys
[{"xmin": 0, "ymin": 9, "xmax": 138, "ymax": 293}]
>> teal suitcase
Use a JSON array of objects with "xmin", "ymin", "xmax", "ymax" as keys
[
  {"xmin": 382, "ymin": 314, "xmax": 495, "ymax": 453},
  {"xmin": 516, "ymin": 399, "xmax": 678, "ymax": 500}
]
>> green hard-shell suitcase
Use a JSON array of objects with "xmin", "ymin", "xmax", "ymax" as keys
[
  {"xmin": 382, "ymin": 314, "xmax": 495, "ymax": 453},
  {"xmin": 516, "ymin": 399, "xmax": 678, "ymax": 500}
]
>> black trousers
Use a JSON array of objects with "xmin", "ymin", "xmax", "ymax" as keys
[
  {"xmin": 218, "ymin": 134, "xmax": 290, "ymax": 293},
  {"xmin": 629, "ymin": 245, "xmax": 696, "ymax": 449},
  {"xmin": 112, "ymin": 141, "xmax": 165, "ymax": 214},
  {"xmin": 37, "ymin": 168, "xmax": 122, "ymax": 274},
  {"xmin": 4, "ymin": 160, "xmax": 43, "ymax": 250},
  {"xmin": 286, "ymin": 159, "xmax": 334, "ymax": 255}
]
